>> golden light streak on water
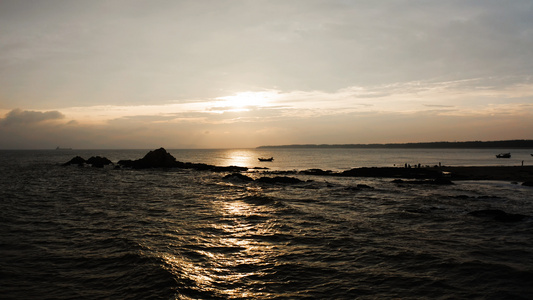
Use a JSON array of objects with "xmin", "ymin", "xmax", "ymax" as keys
[{"xmin": 160, "ymin": 196, "xmax": 279, "ymax": 298}]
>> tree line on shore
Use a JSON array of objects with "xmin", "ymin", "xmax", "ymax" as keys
[{"xmin": 257, "ymin": 139, "xmax": 533, "ymax": 149}]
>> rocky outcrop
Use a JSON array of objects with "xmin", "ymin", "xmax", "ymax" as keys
[
  {"xmin": 300, "ymin": 169, "xmax": 333, "ymax": 175},
  {"xmin": 256, "ymin": 176, "xmax": 303, "ymax": 184},
  {"xmin": 115, "ymin": 148, "xmax": 249, "ymax": 172},
  {"xmin": 223, "ymin": 173, "xmax": 254, "ymax": 182},
  {"xmin": 341, "ymin": 167, "xmax": 443, "ymax": 179},
  {"xmin": 522, "ymin": 181, "xmax": 533, "ymax": 187},
  {"xmin": 117, "ymin": 148, "xmax": 178, "ymax": 169},
  {"xmin": 62, "ymin": 156, "xmax": 86, "ymax": 166},
  {"xmin": 392, "ymin": 178, "xmax": 454, "ymax": 185},
  {"xmin": 87, "ymin": 156, "xmax": 113, "ymax": 168}
]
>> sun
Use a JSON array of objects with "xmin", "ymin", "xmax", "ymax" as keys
[{"xmin": 215, "ymin": 91, "xmax": 274, "ymax": 111}]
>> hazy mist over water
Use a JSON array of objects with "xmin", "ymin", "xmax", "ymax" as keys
[{"xmin": 1, "ymin": 149, "xmax": 533, "ymax": 299}]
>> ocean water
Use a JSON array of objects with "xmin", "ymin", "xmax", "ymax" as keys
[{"xmin": 1, "ymin": 149, "xmax": 533, "ymax": 299}]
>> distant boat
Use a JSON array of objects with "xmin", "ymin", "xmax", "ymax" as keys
[
  {"xmin": 56, "ymin": 146, "xmax": 72, "ymax": 150},
  {"xmin": 258, "ymin": 157, "xmax": 274, "ymax": 162},
  {"xmin": 496, "ymin": 153, "xmax": 511, "ymax": 158}
]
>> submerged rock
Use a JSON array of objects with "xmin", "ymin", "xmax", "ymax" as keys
[
  {"xmin": 256, "ymin": 176, "xmax": 303, "ymax": 184},
  {"xmin": 211, "ymin": 166, "xmax": 249, "ymax": 172},
  {"xmin": 223, "ymin": 173, "xmax": 254, "ymax": 182},
  {"xmin": 468, "ymin": 209, "xmax": 529, "ymax": 222},
  {"xmin": 300, "ymin": 169, "xmax": 333, "ymax": 175},
  {"xmin": 392, "ymin": 178, "xmax": 453, "ymax": 185}
]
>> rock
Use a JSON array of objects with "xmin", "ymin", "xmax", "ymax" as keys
[
  {"xmin": 300, "ymin": 169, "xmax": 333, "ymax": 175},
  {"xmin": 468, "ymin": 209, "xmax": 529, "ymax": 222},
  {"xmin": 117, "ymin": 159, "xmax": 135, "ymax": 168},
  {"xmin": 256, "ymin": 176, "xmax": 303, "ymax": 184},
  {"xmin": 357, "ymin": 184, "xmax": 374, "ymax": 189},
  {"xmin": 63, "ymin": 156, "xmax": 86, "ymax": 166},
  {"xmin": 522, "ymin": 181, "xmax": 533, "ymax": 187},
  {"xmin": 223, "ymin": 173, "xmax": 254, "ymax": 182},
  {"xmin": 118, "ymin": 148, "xmax": 178, "ymax": 169},
  {"xmin": 86, "ymin": 156, "xmax": 112, "ymax": 168},
  {"xmin": 433, "ymin": 178, "xmax": 454, "ymax": 185},
  {"xmin": 139, "ymin": 147, "xmax": 177, "ymax": 168},
  {"xmin": 392, "ymin": 178, "xmax": 453, "ymax": 185},
  {"xmin": 341, "ymin": 167, "xmax": 442, "ymax": 179},
  {"xmin": 211, "ymin": 166, "xmax": 249, "ymax": 172}
]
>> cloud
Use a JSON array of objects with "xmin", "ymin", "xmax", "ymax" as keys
[
  {"xmin": 2, "ymin": 1, "xmax": 533, "ymax": 110},
  {"xmin": 0, "ymin": 108, "xmax": 65, "ymax": 126}
]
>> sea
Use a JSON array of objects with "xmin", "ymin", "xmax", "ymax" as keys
[{"xmin": 1, "ymin": 148, "xmax": 533, "ymax": 299}]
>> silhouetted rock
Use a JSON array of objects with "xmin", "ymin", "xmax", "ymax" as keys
[
  {"xmin": 300, "ymin": 169, "xmax": 333, "ymax": 175},
  {"xmin": 118, "ymin": 148, "xmax": 178, "ymax": 169},
  {"xmin": 392, "ymin": 178, "xmax": 453, "ymax": 185},
  {"xmin": 86, "ymin": 156, "xmax": 112, "ymax": 168},
  {"xmin": 522, "ymin": 181, "xmax": 533, "ymax": 187},
  {"xmin": 256, "ymin": 176, "xmax": 303, "ymax": 184},
  {"xmin": 433, "ymin": 178, "xmax": 454, "ymax": 185},
  {"xmin": 341, "ymin": 167, "xmax": 442, "ymax": 179},
  {"xmin": 117, "ymin": 159, "xmax": 135, "ymax": 168},
  {"xmin": 223, "ymin": 173, "xmax": 254, "ymax": 182},
  {"xmin": 468, "ymin": 209, "xmax": 528, "ymax": 222},
  {"xmin": 63, "ymin": 156, "xmax": 86, "ymax": 166},
  {"xmin": 356, "ymin": 184, "xmax": 374, "ymax": 189},
  {"xmin": 211, "ymin": 166, "xmax": 249, "ymax": 172}
]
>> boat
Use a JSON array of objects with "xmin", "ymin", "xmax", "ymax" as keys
[
  {"xmin": 56, "ymin": 146, "xmax": 72, "ymax": 150},
  {"xmin": 258, "ymin": 157, "xmax": 274, "ymax": 162},
  {"xmin": 496, "ymin": 153, "xmax": 511, "ymax": 158}
]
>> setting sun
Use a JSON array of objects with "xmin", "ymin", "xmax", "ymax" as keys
[{"xmin": 215, "ymin": 91, "xmax": 276, "ymax": 111}]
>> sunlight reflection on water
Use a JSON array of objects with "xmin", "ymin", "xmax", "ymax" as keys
[
  {"xmin": 161, "ymin": 195, "xmax": 279, "ymax": 299},
  {"xmin": 215, "ymin": 149, "xmax": 258, "ymax": 168}
]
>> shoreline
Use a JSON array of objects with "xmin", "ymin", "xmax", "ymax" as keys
[
  {"xmin": 264, "ymin": 166, "xmax": 533, "ymax": 183},
  {"xmin": 62, "ymin": 148, "xmax": 533, "ymax": 183},
  {"xmin": 440, "ymin": 166, "xmax": 533, "ymax": 182}
]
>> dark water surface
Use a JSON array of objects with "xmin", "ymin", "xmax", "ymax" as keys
[{"xmin": 1, "ymin": 150, "xmax": 533, "ymax": 299}]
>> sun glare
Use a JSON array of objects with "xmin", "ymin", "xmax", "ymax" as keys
[{"xmin": 215, "ymin": 91, "xmax": 275, "ymax": 111}]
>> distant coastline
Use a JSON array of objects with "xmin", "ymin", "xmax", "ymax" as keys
[{"xmin": 257, "ymin": 139, "xmax": 533, "ymax": 149}]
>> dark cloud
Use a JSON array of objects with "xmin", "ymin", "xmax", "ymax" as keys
[{"xmin": 1, "ymin": 108, "xmax": 65, "ymax": 126}]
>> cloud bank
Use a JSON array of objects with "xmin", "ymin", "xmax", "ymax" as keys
[
  {"xmin": 0, "ymin": 108, "xmax": 65, "ymax": 126},
  {"xmin": 1, "ymin": 1, "xmax": 532, "ymax": 148}
]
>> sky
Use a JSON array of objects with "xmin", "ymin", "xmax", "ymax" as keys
[{"xmin": 1, "ymin": 0, "xmax": 533, "ymax": 149}]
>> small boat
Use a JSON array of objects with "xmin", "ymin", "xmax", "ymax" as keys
[
  {"xmin": 258, "ymin": 157, "xmax": 274, "ymax": 162},
  {"xmin": 56, "ymin": 146, "xmax": 72, "ymax": 150},
  {"xmin": 496, "ymin": 153, "xmax": 511, "ymax": 158}
]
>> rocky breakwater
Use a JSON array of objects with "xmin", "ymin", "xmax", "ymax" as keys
[
  {"xmin": 340, "ymin": 167, "xmax": 443, "ymax": 179},
  {"xmin": 63, "ymin": 147, "xmax": 247, "ymax": 172},
  {"xmin": 117, "ymin": 147, "xmax": 248, "ymax": 172}
]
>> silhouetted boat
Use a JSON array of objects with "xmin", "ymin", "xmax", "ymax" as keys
[
  {"xmin": 496, "ymin": 153, "xmax": 511, "ymax": 158},
  {"xmin": 56, "ymin": 146, "xmax": 72, "ymax": 150},
  {"xmin": 258, "ymin": 157, "xmax": 274, "ymax": 162}
]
